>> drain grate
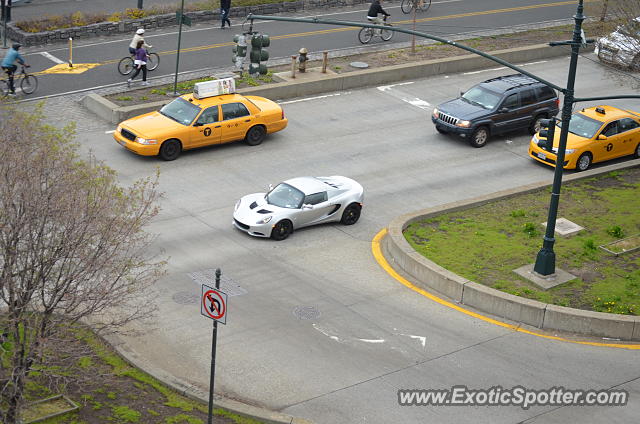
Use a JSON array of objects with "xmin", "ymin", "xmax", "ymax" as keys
[
  {"xmin": 172, "ymin": 291, "xmax": 201, "ymax": 305},
  {"xmin": 187, "ymin": 269, "xmax": 248, "ymax": 297},
  {"xmin": 293, "ymin": 306, "xmax": 321, "ymax": 320}
]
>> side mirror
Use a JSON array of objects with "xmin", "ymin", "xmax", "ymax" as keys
[
  {"xmin": 460, "ymin": 91, "xmax": 465, "ymax": 97},
  {"xmin": 302, "ymin": 204, "xmax": 313, "ymax": 210},
  {"xmin": 597, "ymin": 134, "xmax": 608, "ymax": 140},
  {"xmin": 268, "ymin": 184, "xmax": 273, "ymax": 191}
]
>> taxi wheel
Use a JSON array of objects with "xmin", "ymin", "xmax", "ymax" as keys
[
  {"xmin": 576, "ymin": 152, "xmax": 592, "ymax": 172},
  {"xmin": 634, "ymin": 143, "xmax": 640, "ymax": 159},
  {"xmin": 245, "ymin": 125, "xmax": 266, "ymax": 146},
  {"xmin": 159, "ymin": 139, "xmax": 182, "ymax": 161},
  {"xmin": 469, "ymin": 126, "xmax": 489, "ymax": 148},
  {"xmin": 270, "ymin": 220, "xmax": 293, "ymax": 241}
]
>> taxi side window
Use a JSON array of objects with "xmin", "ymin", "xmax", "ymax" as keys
[
  {"xmin": 221, "ymin": 103, "xmax": 250, "ymax": 121},
  {"xmin": 602, "ymin": 121, "xmax": 619, "ymax": 137},
  {"xmin": 304, "ymin": 192, "xmax": 327, "ymax": 205},
  {"xmin": 196, "ymin": 106, "xmax": 219, "ymax": 125},
  {"xmin": 618, "ymin": 118, "xmax": 639, "ymax": 133}
]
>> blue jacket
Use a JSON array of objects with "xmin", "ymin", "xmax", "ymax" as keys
[{"xmin": 1, "ymin": 48, "xmax": 25, "ymax": 67}]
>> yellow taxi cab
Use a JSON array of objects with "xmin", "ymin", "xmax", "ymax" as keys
[
  {"xmin": 113, "ymin": 78, "xmax": 288, "ymax": 160},
  {"xmin": 529, "ymin": 105, "xmax": 640, "ymax": 171}
]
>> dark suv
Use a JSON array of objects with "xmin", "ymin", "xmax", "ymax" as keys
[{"xmin": 431, "ymin": 74, "xmax": 560, "ymax": 147}]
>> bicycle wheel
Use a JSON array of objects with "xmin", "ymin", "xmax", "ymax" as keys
[
  {"xmin": 420, "ymin": 0, "xmax": 432, "ymax": 12},
  {"xmin": 20, "ymin": 74, "xmax": 38, "ymax": 94},
  {"xmin": 381, "ymin": 27, "xmax": 393, "ymax": 41},
  {"xmin": 117, "ymin": 57, "xmax": 134, "ymax": 75},
  {"xmin": 401, "ymin": 0, "xmax": 414, "ymax": 14},
  {"xmin": 0, "ymin": 79, "xmax": 9, "ymax": 98},
  {"xmin": 358, "ymin": 27, "xmax": 373, "ymax": 44},
  {"xmin": 147, "ymin": 53, "xmax": 160, "ymax": 71}
]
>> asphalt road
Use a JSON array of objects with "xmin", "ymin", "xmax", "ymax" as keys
[
  {"xmin": 70, "ymin": 53, "xmax": 640, "ymax": 423},
  {"xmin": 11, "ymin": 0, "xmax": 579, "ymax": 98}
]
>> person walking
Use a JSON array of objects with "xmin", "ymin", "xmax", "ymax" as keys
[
  {"xmin": 220, "ymin": 0, "xmax": 231, "ymax": 29},
  {"xmin": 127, "ymin": 40, "xmax": 149, "ymax": 87}
]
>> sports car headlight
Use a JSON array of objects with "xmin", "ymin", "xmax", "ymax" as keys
[
  {"xmin": 456, "ymin": 120, "xmax": 471, "ymax": 128},
  {"xmin": 257, "ymin": 216, "xmax": 272, "ymax": 225},
  {"xmin": 234, "ymin": 200, "xmax": 241, "ymax": 211},
  {"xmin": 432, "ymin": 108, "xmax": 439, "ymax": 119},
  {"xmin": 135, "ymin": 137, "xmax": 158, "ymax": 145}
]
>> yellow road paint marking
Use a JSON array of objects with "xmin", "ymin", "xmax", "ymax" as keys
[
  {"xmin": 371, "ymin": 228, "xmax": 640, "ymax": 350},
  {"xmin": 38, "ymin": 63, "xmax": 100, "ymax": 75}
]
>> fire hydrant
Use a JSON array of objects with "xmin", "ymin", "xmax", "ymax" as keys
[{"xmin": 298, "ymin": 47, "xmax": 308, "ymax": 73}]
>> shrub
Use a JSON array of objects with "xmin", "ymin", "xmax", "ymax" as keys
[
  {"xmin": 510, "ymin": 209, "xmax": 526, "ymax": 218},
  {"xmin": 71, "ymin": 11, "xmax": 87, "ymax": 27},
  {"xmin": 125, "ymin": 8, "xmax": 146, "ymax": 20},
  {"xmin": 522, "ymin": 222, "xmax": 537, "ymax": 237},
  {"xmin": 583, "ymin": 238, "xmax": 597, "ymax": 251},
  {"xmin": 107, "ymin": 12, "xmax": 123, "ymax": 22},
  {"xmin": 606, "ymin": 225, "xmax": 625, "ymax": 238}
]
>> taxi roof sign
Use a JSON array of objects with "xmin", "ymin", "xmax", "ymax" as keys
[{"xmin": 193, "ymin": 78, "xmax": 236, "ymax": 99}]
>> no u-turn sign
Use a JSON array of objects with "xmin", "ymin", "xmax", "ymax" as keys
[{"xmin": 201, "ymin": 284, "xmax": 228, "ymax": 325}]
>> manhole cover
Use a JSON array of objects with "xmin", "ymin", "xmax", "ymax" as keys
[
  {"xmin": 350, "ymin": 61, "xmax": 369, "ymax": 69},
  {"xmin": 172, "ymin": 291, "xmax": 200, "ymax": 305},
  {"xmin": 293, "ymin": 306, "xmax": 321, "ymax": 320},
  {"xmin": 187, "ymin": 269, "xmax": 247, "ymax": 297}
]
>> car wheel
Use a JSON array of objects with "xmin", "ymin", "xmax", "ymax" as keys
[
  {"xmin": 576, "ymin": 152, "xmax": 592, "ymax": 172},
  {"xmin": 159, "ymin": 139, "xmax": 181, "ymax": 161},
  {"xmin": 270, "ymin": 220, "xmax": 293, "ymax": 241},
  {"xmin": 529, "ymin": 114, "xmax": 546, "ymax": 135},
  {"xmin": 341, "ymin": 203, "xmax": 361, "ymax": 225},
  {"xmin": 245, "ymin": 125, "xmax": 266, "ymax": 146},
  {"xmin": 634, "ymin": 142, "xmax": 640, "ymax": 159},
  {"xmin": 469, "ymin": 126, "xmax": 489, "ymax": 148}
]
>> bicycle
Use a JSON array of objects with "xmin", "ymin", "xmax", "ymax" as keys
[
  {"xmin": 358, "ymin": 16, "xmax": 394, "ymax": 44},
  {"xmin": 1, "ymin": 65, "xmax": 37, "ymax": 97},
  {"xmin": 401, "ymin": 0, "xmax": 431, "ymax": 14},
  {"xmin": 117, "ymin": 48, "xmax": 160, "ymax": 75}
]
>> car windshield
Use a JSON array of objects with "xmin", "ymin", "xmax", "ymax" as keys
[
  {"xmin": 159, "ymin": 98, "xmax": 201, "ymax": 126},
  {"xmin": 266, "ymin": 183, "xmax": 304, "ymax": 209},
  {"xmin": 461, "ymin": 86, "xmax": 501, "ymax": 109},
  {"xmin": 559, "ymin": 113, "xmax": 603, "ymax": 139},
  {"xmin": 618, "ymin": 20, "xmax": 640, "ymax": 37}
]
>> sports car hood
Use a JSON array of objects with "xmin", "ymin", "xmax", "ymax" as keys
[
  {"xmin": 437, "ymin": 98, "xmax": 491, "ymax": 121},
  {"xmin": 234, "ymin": 193, "xmax": 283, "ymax": 222},
  {"xmin": 120, "ymin": 111, "xmax": 185, "ymax": 138}
]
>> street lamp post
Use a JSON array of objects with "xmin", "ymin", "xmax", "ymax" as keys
[{"xmin": 533, "ymin": 0, "xmax": 587, "ymax": 276}]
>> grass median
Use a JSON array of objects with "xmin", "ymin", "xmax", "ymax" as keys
[{"xmin": 403, "ymin": 167, "xmax": 640, "ymax": 315}]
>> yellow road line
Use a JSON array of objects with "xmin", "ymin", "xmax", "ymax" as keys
[{"xmin": 371, "ymin": 228, "xmax": 640, "ymax": 350}]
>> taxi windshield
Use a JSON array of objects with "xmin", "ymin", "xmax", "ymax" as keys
[
  {"xmin": 160, "ymin": 98, "xmax": 201, "ymax": 126},
  {"xmin": 462, "ymin": 86, "xmax": 501, "ymax": 110},
  {"xmin": 266, "ymin": 183, "xmax": 304, "ymax": 209},
  {"xmin": 560, "ymin": 113, "xmax": 603, "ymax": 139}
]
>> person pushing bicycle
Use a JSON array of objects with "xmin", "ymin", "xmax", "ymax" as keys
[
  {"xmin": 1, "ymin": 43, "xmax": 29, "ymax": 96},
  {"xmin": 367, "ymin": 0, "xmax": 390, "ymax": 34},
  {"xmin": 129, "ymin": 28, "xmax": 152, "ymax": 55}
]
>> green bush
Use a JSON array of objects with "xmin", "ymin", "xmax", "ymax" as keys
[{"xmin": 606, "ymin": 225, "xmax": 625, "ymax": 238}]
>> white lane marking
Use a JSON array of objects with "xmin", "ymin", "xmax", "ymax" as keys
[
  {"xmin": 40, "ymin": 51, "xmax": 64, "ymax": 64},
  {"xmin": 312, "ymin": 324, "xmax": 342, "ymax": 342},
  {"xmin": 377, "ymin": 84, "xmax": 431, "ymax": 110},
  {"xmin": 357, "ymin": 338, "xmax": 385, "ymax": 344},
  {"xmin": 463, "ymin": 60, "xmax": 549, "ymax": 75},
  {"xmin": 105, "ymin": 130, "xmax": 115, "ymax": 134},
  {"xmin": 279, "ymin": 92, "xmax": 351, "ymax": 104},
  {"xmin": 399, "ymin": 334, "xmax": 427, "ymax": 348},
  {"xmin": 377, "ymin": 81, "xmax": 414, "ymax": 91}
]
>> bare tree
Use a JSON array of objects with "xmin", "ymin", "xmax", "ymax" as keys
[{"xmin": 0, "ymin": 104, "xmax": 165, "ymax": 423}]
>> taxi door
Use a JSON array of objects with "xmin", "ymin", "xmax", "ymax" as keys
[
  {"xmin": 616, "ymin": 118, "xmax": 640, "ymax": 157},
  {"xmin": 596, "ymin": 121, "xmax": 622, "ymax": 162},
  {"xmin": 220, "ymin": 102, "xmax": 254, "ymax": 143},
  {"xmin": 190, "ymin": 106, "xmax": 222, "ymax": 147}
]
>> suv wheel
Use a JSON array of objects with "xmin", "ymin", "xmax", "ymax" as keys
[{"xmin": 469, "ymin": 126, "xmax": 489, "ymax": 148}]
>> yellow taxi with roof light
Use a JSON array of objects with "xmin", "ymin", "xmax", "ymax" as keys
[
  {"xmin": 113, "ymin": 78, "xmax": 288, "ymax": 160},
  {"xmin": 529, "ymin": 105, "xmax": 640, "ymax": 171}
]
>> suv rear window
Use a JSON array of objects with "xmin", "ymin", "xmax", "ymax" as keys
[{"xmin": 535, "ymin": 86, "xmax": 556, "ymax": 101}]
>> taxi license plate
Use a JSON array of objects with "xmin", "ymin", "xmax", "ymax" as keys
[
  {"xmin": 118, "ymin": 139, "xmax": 127, "ymax": 147},
  {"xmin": 537, "ymin": 152, "xmax": 546, "ymax": 160}
]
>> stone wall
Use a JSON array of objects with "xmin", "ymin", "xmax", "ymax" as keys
[{"xmin": 7, "ymin": 0, "xmax": 373, "ymax": 46}]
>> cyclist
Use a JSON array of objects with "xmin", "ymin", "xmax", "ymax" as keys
[
  {"xmin": 367, "ymin": 0, "xmax": 390, "ymax": 34},
  {"xmin": 129, "ymin": 28, "xmax": 152, "ymax": 55},
  {"xmin": 1, "ymin": 43, "xmax": 28, "ymax": 96}
]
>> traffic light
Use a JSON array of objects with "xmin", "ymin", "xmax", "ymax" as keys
[
  {"xmin": 537, "ymin": 117, "xmax": 556, "ymax": 151},
  {"xmin": 249, "ymin": 33, "xmax": 270, "ymax": 75},
  {"xmin": 232, "ymin": 34, "xmax": 247, "ymax": 71}
]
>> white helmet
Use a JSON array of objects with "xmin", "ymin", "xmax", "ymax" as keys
[{"xmin": 136, "ymin": 28, "xmax": 145, "ymax": 35}]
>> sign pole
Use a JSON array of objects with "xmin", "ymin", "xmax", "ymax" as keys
[
  {"xmin": 172, "ymin": 0, "xmax": 185, "ymax": 96},
  {"xmin": 1, "ymin": 0, "xmax": 7, "ymax": 49},
  {"xmin": 207, "ymin": 268, "xmax": 222, "ymax": 424}
]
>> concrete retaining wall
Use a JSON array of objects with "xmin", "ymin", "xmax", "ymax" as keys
[{"xmin": 383, "ymin": 161, "xmax": 640, "ymax": 341}]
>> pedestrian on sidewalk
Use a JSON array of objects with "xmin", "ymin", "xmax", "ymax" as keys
[
  {"xmin": 127, "ymin": 40, "xmax": 149, "ymax": 87},
  {"xmin": 220, "ymin": 0, "xmax": 231, "ymax": 29}
]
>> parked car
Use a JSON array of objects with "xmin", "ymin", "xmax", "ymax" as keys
[
  {"xmin": 113, "ymin": 78, "xmax": 288, "ymax": 160},
  {"xmin": 529, "ymin": 105, "xmax": 640, "ymax": 171},
  {"xmin": 595, "ymin": 17, "xmax": 640, "ymax": 70},
  {"xmin": 431, "ymin": 74, "xmax": 560, "ymax": 147},
  {"xmin": 233, "ymin": 176, "xmax": 364, "ymax": 240}
]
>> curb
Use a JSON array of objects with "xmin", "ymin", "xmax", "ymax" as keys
[
  {"xmin": 83, "ymin": 43, "xmax": 583, "ymax": 124},
  {"xmin": 383, "ymin": 160, "xmax": 640, "ymax": 341}
]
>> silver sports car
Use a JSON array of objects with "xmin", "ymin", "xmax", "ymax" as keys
[{"xmin": 233, "ymin": 176, "xmax": 364, "ymax": 240}]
